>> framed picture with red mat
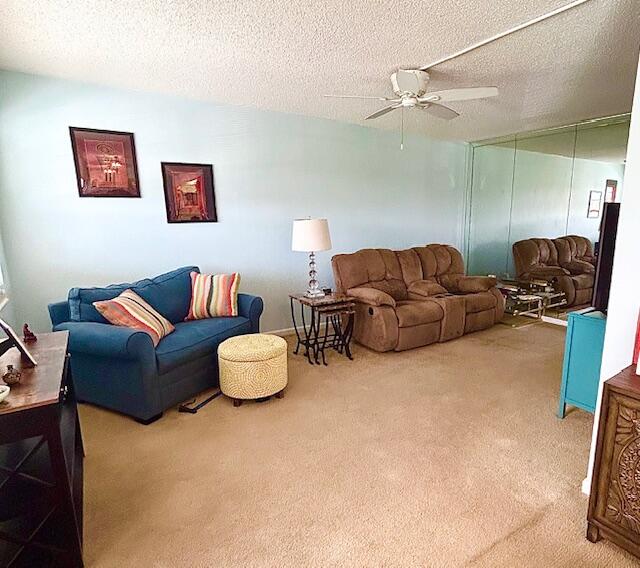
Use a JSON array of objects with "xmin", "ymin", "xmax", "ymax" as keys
[
  {"xmin": 69, "ymin": 127, "xmax": 140, "ymax": 197},
  {"xmin": 161, "ymin": 162, "xmax": 217, "ymax": 223}
]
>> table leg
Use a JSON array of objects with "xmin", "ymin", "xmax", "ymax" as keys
[
  {"xmin": 290, "ymin": 297, "xmax": 303, "ymax": 355},
  {"xmin": 300, "ymin": 303, "xmax": 315, "ymax": 365},
  {"xmin": 320, "ymin": 313, "xmax": 330, "ymax": 365},
  {"xmin": 342, "ymin": 313, "xmax": 355, "ymax": 360}
]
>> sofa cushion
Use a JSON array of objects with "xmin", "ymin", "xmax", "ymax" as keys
[
  {"xmin": 69, "ymin": 266, "xmax": 198, "ymax": 324},
  {"xmin": 93, "ymin": 289, "xmax": 175, "ymax": 347},
  {"xmin": 155, "ymin": 317, "xmax": 251, "ymax": 375},
  {"xmin": 395, "ymin": 300, "xmax": 443, "ymax": 328},
  {"xmin": 186, "ymin": 272, "xmax": 241, "ymax": 319},
  {"xmin": 368, "ymin": 279, "xmax": 408, "ymax": 301},
  {"xmin": 407, "ymin": 280, "xmax": 448, "ymax": 298},
  {"xmin": 572, "ymin": 273, "xmax": 595, "ymax": 290},
  {"xmin": 464, "ymin": 292, "xmax": 497, "ymax": 314}
]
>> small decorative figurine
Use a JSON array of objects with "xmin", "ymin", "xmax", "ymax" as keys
[
  {"xmin": 23, "ymin": 324, "xmax": 37, "ymax": 343},
  {"xmin": 2, "ymin": 365, "xmax": 21, "ymax": 386}
]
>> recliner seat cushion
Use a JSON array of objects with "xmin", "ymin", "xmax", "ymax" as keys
[
  {"xmin": 155, "ymin": 317, "xmax": 251, "ymax": 375},
  {"xmin": 395, "ymin": 300, "xmax": 443, "ymax": 327}
]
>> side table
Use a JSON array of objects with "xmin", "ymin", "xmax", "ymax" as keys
[
  {"xmin": 289, "ymin": 294, "xmax": 355, "ymax": 365},
  {"xmin": 0, "ymin": 331, "xmax": 84, "ymax": 567}
]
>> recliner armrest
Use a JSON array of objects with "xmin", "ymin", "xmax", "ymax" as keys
[
  {"xmin": 560, "ymin": 260, "xmax": 595, "ymax": 275},
  {"xmin": 525, "ymin": 266, "xmax": 569, "ymax": 279},
  {"xmin": 53, "ymin": 321, "xmax": 156, "ymax": 361},
  {"xmin": 407, "ymin": 280, "xmax": 448, "ymax": 298},
  {"xmin": 347, "ymin": 287, "xmax": 396, "ymax": 307},
  {"xmin": 439, "ymin": 275, "xmax": 497, "ymax": 294}
]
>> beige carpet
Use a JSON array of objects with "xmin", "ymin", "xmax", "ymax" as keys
[{"xmin": 80, "ymin": 323, "xmax": 636, "ymax": 567}]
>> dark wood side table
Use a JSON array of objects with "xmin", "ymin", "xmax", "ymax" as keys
[
  {"xmin": 587, "ymin": 365, "xmax": 640, "ymax": 559},
  {"xmin": 0, "ymin": 332, "xmax": 84, "ymax": 567},
  {"xmin": 289, "ymin": 294, "xmax": 355, "ymax": 365}
]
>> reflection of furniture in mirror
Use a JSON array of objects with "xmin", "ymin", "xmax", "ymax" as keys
[
  {"xmin": 466, "ymin": 116, "xmax": 629, "ymax": 279},
  {"xmin": 512, "ymin": 236, "xmax": 595, "ymax": 307}
]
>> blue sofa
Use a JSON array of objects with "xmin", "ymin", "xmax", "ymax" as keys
[{"xmin": 48, "ymin": 266, "xmax": 263, "ymax": 424}]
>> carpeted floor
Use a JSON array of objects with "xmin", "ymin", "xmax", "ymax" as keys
[{"xmin": 81, "ymin": 323, "xmax": 636, "ymax": 567}]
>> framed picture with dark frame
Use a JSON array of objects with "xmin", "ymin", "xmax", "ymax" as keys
[
  {"xmin": 161, "ymin": 162, "xmax": 217, "ymax": 223},
  {"xmin": 69, "ymin": 127, "xmax": 140, "ymax": 197}
]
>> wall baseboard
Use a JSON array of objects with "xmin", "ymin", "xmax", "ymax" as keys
[{"xmin": 266, "ymin": 322, "xmax": 329, "ymax": 338}]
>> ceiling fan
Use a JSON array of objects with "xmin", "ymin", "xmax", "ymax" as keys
[
  {"xmin": 325, "ymin": 69, "xmax": 498, "ymax": 122},
  {"xmin": 323, "ymin": 0, "xmax": 591, "ymax": 146}
]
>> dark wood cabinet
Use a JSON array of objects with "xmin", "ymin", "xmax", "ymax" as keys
[
  {"xmin": 0, "ymin": 332, "xmax": 84, "ymax": 567},
  {"xmin": 588, "ymin": 365, "xmax": 640, "ymax": 559}
]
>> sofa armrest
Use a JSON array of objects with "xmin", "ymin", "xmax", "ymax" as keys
[
  {"xmin": 53, "ymin": 321, "xmax": 156, "ymax": 362},
  {"xmin": 525, "ymin": 266, "xmax": 569, "ymax": 279},
  {"xmin": 347, "ymin": 287, "xmax": 396, "ymax": 307},
  {"xmin": 237, "ymin": 293, "xmax": 264, "ymax": 332},
  {"xmin": 407, "ymin": 280, "xmax": 448, "ymax": 298},
  {"xmin": 561, "ymin": 260, "xmax": 595, "ymax": 275},
  {"xmin": 48, "ymin": 301, "xmax": 70, "ymax": 328},
  {"xmin": 439, "ymin": 275, "xmax": 497, "ymax": 294}
]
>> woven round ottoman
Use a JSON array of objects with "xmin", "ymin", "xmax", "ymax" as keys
[{"xmin": 218, "ymin": 334, "xmax": 288, "ymax": 407}]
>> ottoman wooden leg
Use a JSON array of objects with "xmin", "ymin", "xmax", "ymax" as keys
[
  {"xmin": 233, "ymin": 399, "xmax": 243, "ymax": 407},
  {"xmin": 275, "ymin": 390, "xmax": 284, "ymax": 399}
]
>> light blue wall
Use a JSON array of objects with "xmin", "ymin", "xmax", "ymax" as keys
[{"xmin": 0, "ymin": 71, "xmax": 468, "ymax": 332}]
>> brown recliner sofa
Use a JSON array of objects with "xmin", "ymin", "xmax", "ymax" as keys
[
  {"xmin": 331, "ymin": 244, "xmax": 505, "ymax": 352},
  {"xmin": 512, "ymin": 235, "xmax": 595, "ymax": 307}
]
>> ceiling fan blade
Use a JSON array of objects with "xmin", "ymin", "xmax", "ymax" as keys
[
  {"xmin": 421, "ymin": 103, "xmax": 459, "ymax": 121},
  {"xmin": 365, "ymin": 105, "xmax": 401, "ymax": 120},
  {"xmin": 419, "ymin": 87, "xmax": 498, "ymax": 103},
  {"xmin": 324, "ymin": 94, "xmax": 396, "ymax": 101}
]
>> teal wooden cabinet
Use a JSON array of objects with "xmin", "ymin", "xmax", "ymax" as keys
[{"xmin": 558, "ymin": 309, "xmax": 606, "ymax": 418}]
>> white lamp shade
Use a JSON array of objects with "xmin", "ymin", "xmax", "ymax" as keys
[{"xmin": 291, "ymin": 218, "xmax": 332, "ymax": 252}]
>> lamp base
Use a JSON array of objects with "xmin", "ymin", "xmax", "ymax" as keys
[{"xmin": 305, "ymin": 288, "xmax": 325, "ymax": 298}]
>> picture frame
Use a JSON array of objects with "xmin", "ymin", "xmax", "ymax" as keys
[
  {"xmin": 604, "ymin": 179, "xmax": 618, "ymax": 203},
  {"xmin": 0, "ymin": 317, "xmax": 37, "ymax": 367},
  {"xmin": 69, "ymin": 127, "xmax": 140, "ymax": 197},
  {"xmin": 161, "ymin": 162, "xmax": 217, "ymax": 223},
  {"xmin": 587, "ymin": 190, "xmax": 603, "ymax": 219}
]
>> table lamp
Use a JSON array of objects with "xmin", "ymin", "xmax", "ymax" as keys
[{"xmin": 292, "ymin": 218, "xmax": 332, "ymax": 298}]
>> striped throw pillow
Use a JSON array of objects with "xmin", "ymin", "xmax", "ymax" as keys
[
  {"xmin": 93, "ymin": 289, "xmax": 174, "ymax": 347},
  {"xmin": 186, "ymin": 272, "xmax": 241, "ymax": 320}
]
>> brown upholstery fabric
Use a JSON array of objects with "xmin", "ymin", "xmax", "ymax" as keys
[
  {"xmin": 395, "ymin": 300, "xmax": 443, "ymax": 328},
  {"xmin": 331, "ymin": 243, "xmax": 503, "ymax": 352},
  {"xmin": 347, "ymin": 287, "xmax": 396, "ymax": 307},
  {"xmin": 331, "ymin": 249, "xmax": 408, "ymax": 300},
  {"xmin": 407, "ymin": 280, "xmax": 448, "ymax": 299},
  {"xmin": 350, "ymin": 303, "xmax": 398, "ymax": 353},
  {"xmin": 439, "ymin": 275, "xmax": 497, "ymax": 294},
  {"xmin": 556, "ymin": 235, "xmax": 596, "ymax": 266},
  {"xmin": 465, "ymin": 310, "xmax": 495, "ymax": 334},
  {"xmin": 512, "ymin": 235, "xmax": 595, "ymax": 307},
  {"xmin": 396, "ymin": 322, "xmax": 441, "ymax": 352},
  {"xmin": 425, "ymin": 296, "xmax": 465, "ymax": 341},
  {"xmin": 464, "ymin": 292, "xmax": 498, "ymax": 314}
]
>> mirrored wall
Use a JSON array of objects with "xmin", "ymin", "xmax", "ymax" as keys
[{"xmin": 467, "ymin": 116, "xmax": 630, "ymax": 278}]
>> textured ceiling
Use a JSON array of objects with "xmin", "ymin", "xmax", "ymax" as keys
[{"xmin": 1, "ymin": 0, "xmax": 639, "ymax": 141}]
